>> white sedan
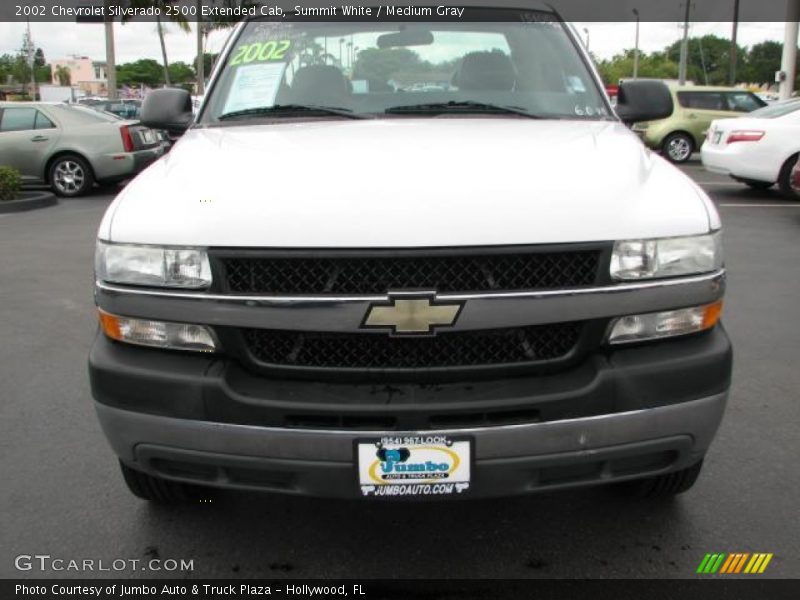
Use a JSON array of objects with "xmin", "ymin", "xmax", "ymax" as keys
[{"xmin": 701, "ymin": 98, "xmax": 800, "ymax": 199}]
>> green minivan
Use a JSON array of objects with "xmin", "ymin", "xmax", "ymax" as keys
[{"xmin": 632, "ymin": 85, "xmax": 766, "ymax": 163}]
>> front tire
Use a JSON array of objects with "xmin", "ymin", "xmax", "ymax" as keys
[
  {"xmin": 615, "ymin": 460, "xmax": 704, "ymax": 499},
  {"xmin": 777, "ymin": 154, "xmax": 799, "ymax": 200},
  {"xmin": 662, "ymin": 133, "xmax": 694, "ymax": 163},
  {"xmin": 119, "ymin": 461, "xmax": 207, "ymax": 504},
  {"xmin": 49, "ymin": 154, "xmax": 94, "ymax": 197}
]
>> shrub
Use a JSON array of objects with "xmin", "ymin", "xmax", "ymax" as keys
[{"xmin": 0, "ymin": 166, "xmax": 22, "ymax": 201}]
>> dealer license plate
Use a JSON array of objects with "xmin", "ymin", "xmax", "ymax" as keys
[{"xmin": 357, "ymin": 435, "xmax": 471, "ymax": 497}]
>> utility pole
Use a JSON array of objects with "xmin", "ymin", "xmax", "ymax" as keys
[
  {"xmin": 633, "ymin": 9, "xmax": 640, "ymax": 78},
  {"xmin": 104, "ymin": 0, "xmax": 117, "ymax": 99},
  {"xmin": 583, "ymin": 27, "xmax": 590, "ymax": 52},
  {"xmin": 778, "ymin": 1, "xmax": 799, "ymax": 100},
  {"xmin": 24, "ymin": 19, "xmax": 36, "ymax": 98},
  {"xmin": 698, "ymin": 36, "xmax": 709, "ymax": 85},
  {"xmin": 729, "ymin": 0, "xmax": 740, "ymax": 85},
  {"xmin": 678, "ymin": 0, "xmax": 691, "ymax": 85}
]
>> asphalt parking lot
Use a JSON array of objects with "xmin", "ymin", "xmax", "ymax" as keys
[{"xmin": 1, "ymin": 161, "xmax": 799, "ymax": 579}]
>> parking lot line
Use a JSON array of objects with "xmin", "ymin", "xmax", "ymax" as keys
[{"xmin": 719, "ymin": 203, "xmax": 800, "ymax": 207}]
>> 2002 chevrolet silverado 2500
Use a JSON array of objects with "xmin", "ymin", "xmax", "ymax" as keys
[{"xmin": 89, "ymin": 6, "xmax": 731, "ymax": 503}]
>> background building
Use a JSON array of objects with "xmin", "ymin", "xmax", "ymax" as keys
[{"xmin": 49, "ymin": 56, "xmax": 107, "ymax": 96}]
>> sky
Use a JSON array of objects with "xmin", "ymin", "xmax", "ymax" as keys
[{"xmin": 0, "ymin": 20, "xmax": 790, "ymax": 66}]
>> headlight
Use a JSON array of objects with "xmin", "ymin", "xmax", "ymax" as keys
[
  {"xmin": 610, "ymin": 232, "xmax": 722, "ymax": 280},
  {"xmin": 607, "ymin": 301, "xmax": 723, "ymax": 345},
  {"xmin": 95, "ymin": 241, "xmax": 211, "ymax": 288},
  {"xmin": 99, "ymin": 310, "xmax": 216, "ymax": 352}
]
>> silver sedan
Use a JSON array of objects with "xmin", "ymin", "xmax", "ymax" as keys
[{"xmin": 0, "ymin": 102, "xmax": 164, "ymax": 197}]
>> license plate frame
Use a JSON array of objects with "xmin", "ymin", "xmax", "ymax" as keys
[{"xmin": 356, "ymin": 434, "xmax": 472, "ymax": 498}]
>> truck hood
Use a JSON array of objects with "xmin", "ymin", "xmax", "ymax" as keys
[{"xmin": 103, "ymin": 118, "xmax": 714, "ymax": 246}]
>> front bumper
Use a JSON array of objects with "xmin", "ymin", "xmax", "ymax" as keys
[{"xmin": 90, "ymin": 327, "xmax": 732, "ymax": 499}]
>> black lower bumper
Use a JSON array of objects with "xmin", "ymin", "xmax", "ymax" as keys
[
  {"xmin": 89, "ymin": 327, "xmax": 731, "ymax": 499},
  {"xmin": 89, "ymin": 326, "xmax": 732, "ymax": 430}
]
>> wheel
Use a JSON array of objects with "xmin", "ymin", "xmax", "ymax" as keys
[
  {"xmin": 49, "ymin": 154, "xmax": 94, "ymax": 197},
  {"xmin": 662, "ymin": 132, "xmax": 694, "ymax": 163},
  {"xmin": 777, "ymin": 154, "xmax": 799, "ymax": 200},
  {"xmin": 614, "ymin": 460, "xmax": 704, "ymax": 499},
  {"xmin": 741, "ymin": 179, "xmax": 774, "ymax": 190},
  {"xmin": 119, "ymin": 461, "xmax": 207, "ymax": 504}
]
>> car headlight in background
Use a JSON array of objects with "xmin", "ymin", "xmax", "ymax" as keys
[
  {"xmin": 98, "ymin": 310, "xmax": 217, "ymax": 352},
  {"xmin": 95, "ymin": 241, "xmax": 211, "ymax": 288},
  {"xmin": 610, "ymin": 232, "xmax": 722, "ymax": 280},
  {"xmin": 607, "ymin": 301, "xmax": 723, "ymax": 345}
]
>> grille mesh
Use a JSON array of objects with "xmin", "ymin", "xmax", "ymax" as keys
[
  {"xmin": 221, "ymin": 250, "xmax": 600, "ymax": 295},
  {"xmin": 243, "ymin": 323, "xmax": 581, "ymax": 370}
]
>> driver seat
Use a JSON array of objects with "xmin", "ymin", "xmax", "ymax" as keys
[
  {"xmin": 452, "ymin": 52, "xmax": 517, "ymax": 91},
  {"xmin": 289, "ymin": 65, "xmax": 352, "ymax": 107}
]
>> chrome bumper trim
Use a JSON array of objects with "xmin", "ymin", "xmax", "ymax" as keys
[{"xmin": 95, "ymin": 270, "xmax": 725, "ymax": 332}]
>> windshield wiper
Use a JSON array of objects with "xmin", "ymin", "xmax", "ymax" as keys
[
  {"xmin": 218, "ymin": 104, "xmax": 367, "ymax": 121},
  {"xmin": 384, "ymin": 101, "xmax": 542, "ymax": 118}
]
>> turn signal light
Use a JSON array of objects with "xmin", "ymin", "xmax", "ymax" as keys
[
  {"xmin": 98, "ymin": 310, "xmax": 216, "ymax": 353},
  {"xmin": 607, "ymin": 301, "xmax": 723, "ymax": 345}
]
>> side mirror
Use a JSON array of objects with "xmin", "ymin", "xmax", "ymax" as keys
[
  {"xmin": 141, "ymin": 88, "xmax": 193, "ymax": 136},
  {"xmin": 615, "ymin": 80, "xmax": 674, "ymax": 125}
]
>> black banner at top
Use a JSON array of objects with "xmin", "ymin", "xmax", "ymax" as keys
[{"xmin": 2, "ymin": 0, "xmax": 799, "ymax": 23}]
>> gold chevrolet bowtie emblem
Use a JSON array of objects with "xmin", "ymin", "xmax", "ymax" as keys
[{"xmin": 363, "ymin": 293, "xmax": 463, "ymax": 335}]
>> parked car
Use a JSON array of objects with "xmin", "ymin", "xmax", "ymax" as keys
[
  {"xmin": 632, "ymin": 85, "xmax": 766, "ymax": 163},
  {"xmin": 701, "ymin": 98, "xmax": 800, "ymax": 199},
  {"xmin": 756, "ymin": 92, "xmax": 780, "ymax": 104},
  {"xmin": 90, "ymin": 12, "xmax": 731, "ymax": 504},
  {"xmin": 0, "ymin": 102, "xmax": 163, "ymax": 196},
  {"xmin": 191, "ymin": 95, "xmax": 204, "ymax": 112},
  {"xmin": 80, "ymin": 98, "xmax": 142, "ymax": 119},
  {"xmin": 792, "ymin": 160, "xmax": 800, "ymax": 194},
  {"xmin": 80, "ymin": 104, "xmax": 173, "ymax": 153}
]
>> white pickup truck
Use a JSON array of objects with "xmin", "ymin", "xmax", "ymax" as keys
[{"xmin": 90, "ymin": 7, "xmax": 731, "ymax": 503}]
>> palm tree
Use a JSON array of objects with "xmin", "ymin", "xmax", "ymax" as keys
[
  {"xmin": 155, "ymin": 14, "xmax": 175, "ymax": 85},
  {"xmin": 195, "ymin": 0, "xmax": 204, "ymax": 94},
  {"xmin": 126, "ymin": 1, "xmax": 190, "ymax": 87},
  {"xmin": 55, "ymin": 65, "xmax": 71, "ymax": 86}
]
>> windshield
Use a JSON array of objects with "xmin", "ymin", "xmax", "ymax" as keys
[
  {"xmin": 202, "ymin": 17, "xmax": 610, "ymax": 123},
  {"xmin": 748, "ymin": 99, "xmax": 800, "ymax": 119}
]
